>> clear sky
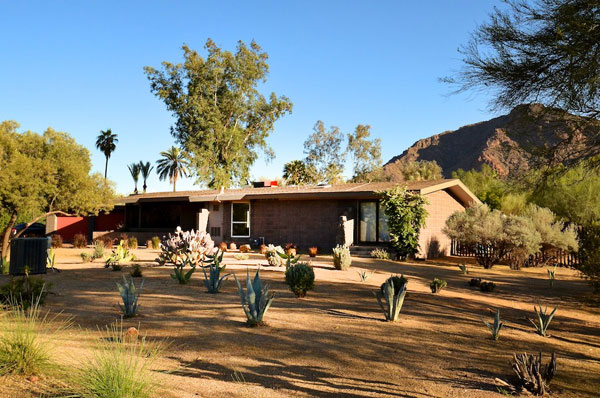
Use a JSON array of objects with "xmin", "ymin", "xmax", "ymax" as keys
[{"xmin": 0, "ymin": 0, "xmax": 502, "ymax": 194}]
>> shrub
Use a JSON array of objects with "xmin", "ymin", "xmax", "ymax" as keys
[
  {"xmin": 131, "ymin": 264, "xmax": 143, "ymax": 278},
  {"xmin": 202, "ymin": 250, "xmax": 231, "ymax": 293},
  {"xmin": 50, "ymin": 234, "xmax": 63, "ymax": 248},
  {"xmin": 529, "ymin": 304, "xmax": 557, "ymax": 337},
  {"xmin": 0, "ymin": 273, "xmax": 51, "ymax": 309},
  {"xmin": 308, "ymin": 247, "xmax": 318, "ymax": 257},
  {"xmin": 117, "ymin": 275, "xmax": 143, "ymax": 318},
  {"xmin": 234, "ymin": 253, "xmax": 249, "ymax": 261},
  {"xmin": 430, "ymin": 278, "xmax": 447, "ymax": 293},
  {"xmin": 265, "ymin": 244, "xmax": 285, "ymax": 267},
  {"xmin": 370, "ymin": 248, "xmax": 390, "ymax": 260},
  {"xmin": 99, "ymin": 236, "xmax": 114, "ymax": 249},
  {"xmin": 105, "ymin": 240, "xmax": 134, "ymax": 269},
  {"xmin": 157, "ymin": 227, "xmax": 215, "ymax": 267},
  {"xmin": 458, "ymin": 261, "xmax": 468, "ymax": 274},
  {"xmin": 119, "ymin": 233, "xmax": 129, "ymax": 247},
  {"xmin": 468, "ymin": 278, "xmax": 482, "ymax": 287},
  {"xmin": 127, "ymin": 237, "xmax": 138, "ymax": 250},
  {"xmin": 510, "ymin": 352, "xmax": 556, "ymax": 396},
  {"xmin": 378, "ymin": 186, "xmax": 428, "ymax": 260},
  {"xmin": 374, "ymin": 275, "xmax": 407, "ymax": 322},
  {"xmin": 480, "ymin": 281, "xmax": 496, "ymax": 292},
  {"xmin": 482, "ymin": 309, "xmax": 504, "ymax": 341},
  {"xmin": 93, "ymin": 240, "xmax": 105, "ymax": 259},
  {"xmin": 81, "ymin": 252, "xmax": 93, "ymax": 263},
  {"xmin": 74, "ymin": 323, "xmax": 164, "ymax": 398},
  {"xmin": 151, "ymin": 236, "xmax": 161, "ymax": 249},
  {"xmin": 332, "ymin": 245, "xmax": 351, "ymax": 270},
  {"xmin": 73, "ymin": 233, "xmax": 88, "ymax": 248},
  {"xmin": 285, "ymin": 262, "xmax": 315, "ymax": 297},
  {"xmin": 578, "ymin": 222, "xmax": 600, "ymax": 292},
  {"xmin": 234, "ymin": 269, "xmax": 275, "ymax": 326}
]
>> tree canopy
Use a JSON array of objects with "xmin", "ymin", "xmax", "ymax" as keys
[
  {"xmin": 347, "ymin": 124, "xmax": 383, "ymax": 182},
  {"xmin": 145, "ymin": 39, "xmax": 293, "ymax": 188},
  {"xmin": 303, "ymin": 121, "xmax": 346, "ymax": 184},
  {"xmin": 0, "ymin": 121, "xmax": 114, "ymax": 262},
  {"xmin": 282, "ymin": 160, "xmax": 316, "ymax": 186}
]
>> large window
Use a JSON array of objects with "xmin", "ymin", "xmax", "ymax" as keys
[
  {"xmin": 359, "ymin": 201, "xmax": 389, "ymax": 243},
  {"xmin": 231, "ymin": 202, "xmax": 250, "ymax": 237}
]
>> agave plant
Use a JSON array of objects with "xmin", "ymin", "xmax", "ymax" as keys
[
  {"xmin": 374, "ymin": 275, "xmax": 407, "ymax": 322},
  {"xmin": 458, "ymin": 261, "xmax": 468, "ymax": 275},
  {"xmin": 482, "ymin": 309, "xmax": 504, "ymax": 340},
  {"xmin": 116, "ymin": 275, "xmax": 143, "ymax": 318},
  {"xmin": 233, "ymin": 269, "xmax": 275, "ymax": 326},
  {"xmin": 357, "ymin": 270, "xmax": 374, "ymax": 282},
  {"xmin": 202, "ymin": 249, "xmax": 231, "ymax": 293},
  {"xmin": 547, "ymin": 266, "xmax": 557, "ymax": 288},
  {"xmin": 529, "ymin": 303, "xmax": 558, "ymax": 337},
  {"xmin": 171, "ymin": 258, "xmax": 196, "ymax": 284}
]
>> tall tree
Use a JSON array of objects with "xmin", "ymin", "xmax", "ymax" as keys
[
  {"xmin": 128, "ymin": 163, "xmax": 141, "ymax": 194},
  {"xmin": 304, "ymin": 121, "xmax": 346, "ymax": 184},
  {"xmin": 156, "ymin": 147, "xmax": 190, "ymax": 192},
  {"xmin": 282, "ymin": 160, "xmax": 316, "ymax": 185},
  {"xmin": 347, "ymin": 124, "xmax": 383, "ymax": 182},
  {"xmin": 144, "ymin": 39, "xmax": 293, "ymax": 188},
  {"xmin": 139, "ymin": 161, "xmax": 154, "ymax": 193},
  {"xmin": 95, "ymin": 128, "xmax": 118, "ymax": 179},
  {"xmin": 0, "ymin": 121, "xmax": 114, "ymax": 263},
  {"xmin": 448, "ymin": 0, "xmax": 600, "ymax": 171},
  {"xmin": 395, "ymin": 160, "xmax": 443, "ymax": 182}
]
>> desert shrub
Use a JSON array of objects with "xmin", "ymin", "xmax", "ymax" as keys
[
  {"xmin": 265, "ymin": 244, "xmax": 285, "ymax": 267},
  {"xmin": 105, "ymin": 240, "xmax": 134, "ymax": 270},
  {"xmin": 0, "ymin": 299, "xmax": 66, "ymax": 376},
  {"xmin": 74, "ymin": 323, "xmax": 163, "ymax": 398},
  {"xmin": 480, "ymin": 281, "xmax": 496, "ymax": 293},
  {"xmin": 0, "ymin": 274, "xmax": 51, "ymax": 309},
  {"xmin": 234, "ymin": 253, "xmax": 249, "ymax": 261},
  {"xmin": 374, "ymin": 275, "xmax": 407, "ymax": 321},
  {"xmin": 458, "ymin": 261, "xmax": 469, "ymax": 274},
  {"xmin": 509, "ymin": 352, "xmax": 556, "ymax": 396},
  {"xmin": 482, "ymin": 309, "xmax": 504, "ymax": 341},
  {"xmin": 93, "ymin": 240, "xmax": 105, "ymax": 259},
  {"xmin": 151, "ymin": 236, "xmax": 161, "ymax": 249},
  {"xmin": 73, "ymin": 233, "xmax": 88, "ymax": 249},
  {"xmin": 332, "ymin": 245, "xmax": 351, "ymax": 270},
  {"xmin": 50, "ymin": 234, "xmax": 63, "ymax": 248},
  {"xmin": 469, "ymin": 278, "xmax": 482, "ymax": 287},
  {"xmin": 529, "ymin": 304, "xmax": 557, "ymax": 337},
  {"xmin": 378, "ymin": 186, "xmax": 428, "ymax": 260},
  {"xmin": 157, "ymin": 227, "xmax": 215, "ymax": 267},
  {"xmin": 81, "ymin": 252, "xmax": 93, "ymax": 263},
  {"xmin": 127, "ymin": 237, "xmax": 138, "ymax": 250},
  {"xmin": 285, "ymin": 243, "xmax": 297, "ymax": 256},
  {"xmin": 430, "ymin": 278, "xmax": 447, "ymax": 293},
  {"xmin": 131, "ymin": 264, "xmax": 143, "ymax": 278},
  {"xmin": 370, "ymin": 248, "xmax": 390, "ymax": 260},
  {"xmin": 202, "ymin": 250, "xmax": 230, "ymax": 293},
  {"xmin": 234, "ymin": 269, "xmax": 274, "ymax": 326},
  {"xmin": 171, "ymin": 262, "xmax": 195, "ymax": 284},
  {"xmin": 285, "ymin": 262, "xmax": 315, "ymax": 297},
  {"xmin": 578, "ymin": 222, "xmax": 600, "ymax": 293},
  {"xmin": 308, "ymin": 247, "xmax": 318, "ymax": 257},
  {"xmin": 117, "ymin": 275, "xmax": 143, "ymax": 318}
]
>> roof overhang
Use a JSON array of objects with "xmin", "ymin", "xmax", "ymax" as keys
[{"xmin": 420, "ymin": 179, "xmax": 481, "ymax": 207}]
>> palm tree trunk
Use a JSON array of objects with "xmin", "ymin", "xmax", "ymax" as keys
[
  {"xmin": 104, "ymin": 156, "xmax": 108, "ymax": 179},
  {"xmin": 1, "ymin": 212, "xmax": 17, "ymax": 265},
  {"xmin": 173, "ymin": 175, "xmax": 177, "ymax": 192}
]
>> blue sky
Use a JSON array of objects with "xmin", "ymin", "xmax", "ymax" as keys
[{"xmin": 0, "ymin": 1, "xmax": 502, "ymax": 194}]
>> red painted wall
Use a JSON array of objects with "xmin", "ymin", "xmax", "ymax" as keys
[{"xmin": 55, "ymin": 217, "xmax": 88, "ymax": 242}]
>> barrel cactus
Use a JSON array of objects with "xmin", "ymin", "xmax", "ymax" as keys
[{"xmin": 332, "ymin": 245, "xmax": 351, "ymax": 270}]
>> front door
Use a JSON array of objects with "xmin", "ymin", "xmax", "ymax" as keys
[{"xmin": 359, "ymin": 201, "xmax": 389, "ymax": 243}]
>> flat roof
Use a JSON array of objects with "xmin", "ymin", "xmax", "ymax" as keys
[{"xmin": 118, "ymin": 179, "xmax": 480, "ymax": 207}]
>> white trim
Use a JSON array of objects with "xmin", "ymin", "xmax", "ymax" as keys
[{"xmin": 231, "ymin": 202, "xmax": 251, "ymax": 238}]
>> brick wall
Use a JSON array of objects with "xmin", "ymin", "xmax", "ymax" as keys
[{"xmin": 418, "ymin": 189, "xmax": 465, "ymax": 258}]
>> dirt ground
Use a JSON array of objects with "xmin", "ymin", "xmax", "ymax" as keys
[{"xmin": 1, "ymin": 246, "xmax": 599, "ymax": 398}]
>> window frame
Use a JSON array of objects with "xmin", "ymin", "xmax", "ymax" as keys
[{"xmin": 231, "ymin": 202, "xmax": 251, "ymax": 238}]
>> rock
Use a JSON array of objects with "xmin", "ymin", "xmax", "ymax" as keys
[{"xmin": 124, "ymin": 327, "xmax": 139, "ymax": 342}]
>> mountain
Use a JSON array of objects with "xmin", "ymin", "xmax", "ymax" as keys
[{"xmin": 384, "ymin": 103, "xmax": 587, "ymax": 178}]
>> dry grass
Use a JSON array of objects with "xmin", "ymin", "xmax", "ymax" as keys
[{"xmin": 0, "ymin": 247, "xmax": 598, "ymax": 397}]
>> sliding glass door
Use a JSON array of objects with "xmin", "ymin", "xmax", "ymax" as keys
[{"xmin": 359, "ymin": 201, "xmax": 389, "ymax": 243}]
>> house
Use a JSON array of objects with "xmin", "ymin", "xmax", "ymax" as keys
[{"xmin": 48, "ymin": 179, "xmax": 479, "ymax": 258}]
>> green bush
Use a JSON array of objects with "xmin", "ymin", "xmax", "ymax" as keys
[
  {"xmin": 370, "ymin": 248, "xmax": 390, "ymax": 260},
  {"xmin": 131, "ymin": 264, "xmax": 143, "ymax": 278},
  {"xmin": 332, "ymin": 245, "xmax": 351, "ymax": 270},
  {"xmin": 479, "ymin": 281, "xmax": 496, "ymax": 293},
  {"xmin": 73, "ymin": 233, "xmax": 88, "ymax": 249},
  {"xmin": 579, "ymin": 222, "xmax": 600, "ymax": 293},
  {"xmin": 468, "ymin": 278, "xmax": 482, "ymax": 287},
  {"xmin": 93, "ymin": 241, "xmax": 105, "ymax": 259},
  {"xmin": 105, "ymin": 240, "xmax": 134, "ymax": 270},
  {"xmin": 285, "ymin": 262, "xmax": 315, "ymax": 297},
  {"xmin": 127, "ymin": 237, "xmax": 138, "ymax": 250},
  {"xmin": 80, "ymin": 252, "xmax": 93, "ymax": 263},
  {"xmin": 430, "ymin": 278, "xmax": 447, "ymax": 293},
  {"xmin": 151, "ymin": 236, "xmax": 161, "ymax": 249},
  {"xmin": 0, "ymin": 275, "xmax": 51, "ymax": 309}
]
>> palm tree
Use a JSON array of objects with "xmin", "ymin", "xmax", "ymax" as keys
[
  {"xmin": 128, "ymin": 163, "xmax": 141, "ymax": 194},
  {"xmin": 139, "ymin": 161, "xmax": 154, "ymax": 193},
  {"xmin": 156, "ymin": 147, "xmax": 190, "ymax": 192},
  {"xmin": 95, "ymin": 129, "xmax": 118, "ymax": 179}
]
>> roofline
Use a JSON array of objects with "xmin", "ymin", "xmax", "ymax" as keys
[{"xmin": 420, "ymin": 179, "xmax": 481, "ymax": 207}]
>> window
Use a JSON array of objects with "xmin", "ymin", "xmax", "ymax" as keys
[
  {"xmin": 359, "ymin": 201, "xmax": 389, "ymax": 243},
  {"xmin": 231, "ymin": 202, "xmax": 250, "ymax": 237}
]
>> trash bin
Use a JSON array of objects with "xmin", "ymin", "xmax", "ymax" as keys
[{"xmin": 9, "ymin": 237, "xmax": 50, "ymax": 275}]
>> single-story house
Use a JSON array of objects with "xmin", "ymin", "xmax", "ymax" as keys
[{"xmin": 48, "ymin": 179, "xmax": 479, "ymax": 258}]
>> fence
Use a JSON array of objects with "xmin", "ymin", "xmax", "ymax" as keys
[{"xmin": 450, "ymin": 240, "xmax": 581, "ymax": 267}]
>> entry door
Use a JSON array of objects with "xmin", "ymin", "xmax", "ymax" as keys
[{"xmin": 359, "ymin": 201, "xmax": 389, "ymax": 243}]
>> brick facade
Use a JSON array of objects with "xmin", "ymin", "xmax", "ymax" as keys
[{"xmin": 418, "ymin": 190, "xmax": 466, "ymax": 258}]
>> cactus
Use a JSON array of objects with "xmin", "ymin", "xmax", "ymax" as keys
[
  {"xmin": 156, "ymin": 227, "xmax": 215, "ymax": 266},
  {"xmin": 233, "ymin": 269, "xmax": 275, "ymax": 326},
  {"xmin": 105, "ymin": 240, "xmax": 134, "ymax": 269},
  {"xmin": 511, "ymin": 352, "xmax": 557, "ymax": 396},
  {"xmin": 265, "ymin": 245, "xmax": 285, "ymax": 266},
  {"xmin": 529, "ymin": 303, "xmax": 557, "ymax": 336},
  {"xmin": 332, "ymin": 245, "xmax": 351, "ymax": 270},
  {"xmin": 458, "ymin": 261, "xmax": 468, "ymax": 274},
  {"xmin": 430, "ymin": 278, "xmax": 447, "ymax": 293},
  {"xmin": 116, "ymin": 275, "xmax": 143, "ymax": 318},
  {"xmin": 374, "ymin": 275, "xmax": 407, "ymax": 322},
  {"xmin": 202, "ymin": 249, "xmax": 231, "ymax": 293},
  {"xmin": 547, "ymin": 266, "xmax": 557, "ymax": 288},
  {"xmin": 482, "ymin": 309, "xmax": 504, "ymax": 340}
]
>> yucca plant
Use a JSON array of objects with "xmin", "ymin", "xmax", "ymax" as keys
[
  {"xmin": 357, "ymin": 270, "xmax": 374, "ymax": 282},
  {"xmin": 116, "ymin": 275, "xmax": 143, "ymax": 318},
  {"xmin": 482, "ymin": 309, "xmax": 504, "ymax": 340},
  {"xmin": 202, "ymin": 250, "xmax": 231, "ymax": 293},
  {"xmin": 74, "ymin": 322, "xmax": 164, "ymax": 398},
  {"xmin": 458, "ymin": 261, "xmax": 468, "ymax": 274},
  {"xmin": 547, "ymin": 266, "xmax": 557, "ymax": 288},
  {"xmin": 374, "ymin": 275, "xmax": 407, "ymax": 322},
  {"xmin": 529, "ymin": 303, "xmax": 558, "ymax": 337},
  {"xmin": 233, "ymin": 269, "xmax": 275, "ymax": 326}
]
